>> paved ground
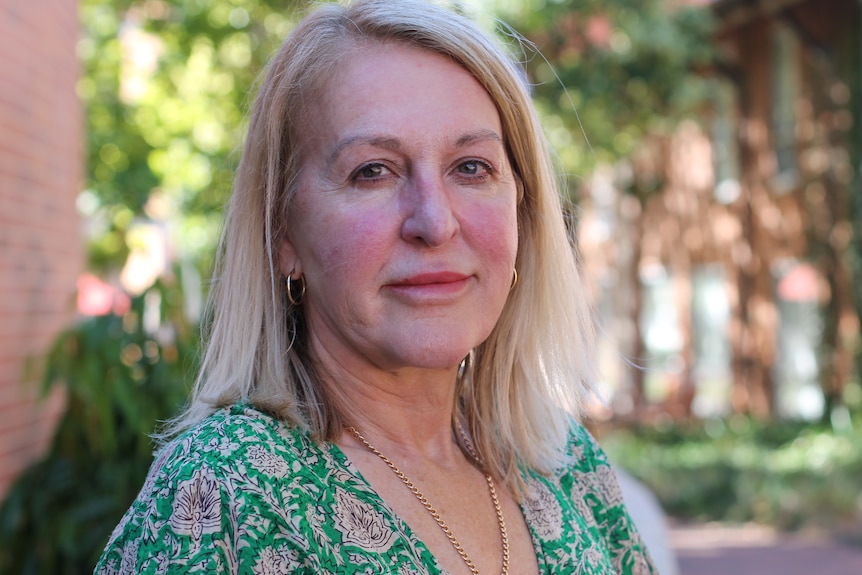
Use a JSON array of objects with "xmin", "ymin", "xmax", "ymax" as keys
[{"xmin": 668, "ymin": 522, "xmax": 862, "ymax": 575}]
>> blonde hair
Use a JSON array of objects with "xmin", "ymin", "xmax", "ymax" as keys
[{"xmin": 172, "ymin": 0, "xmax": 597, "ymax": 490}]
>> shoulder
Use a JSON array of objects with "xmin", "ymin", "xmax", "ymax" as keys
[
  {"xmin": 158, "ymin": 402, "xmax": 321, "ymax": 478},
  {"xmin": 140, "ymin": 402, "xmax": 327, "ymax": 508},
  {"xmin": 95, "ymin": 403, "xmax": 329, "ymax": 575},
  {"xmin": 560, "ymin": 421, "xmax": 622, "ymax": 497},
  {"xmin": 552, "ymin": 420, "xmax": 657, "ymax": 575},
  {"xmin": 531, "ymin": 420, "xmax": 626, "ymax": 522}
]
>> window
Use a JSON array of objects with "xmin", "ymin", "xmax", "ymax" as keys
[
  {"xmin": 711, "ymin": 79, "xmax": 741, "ymax": 204},
  {"xmin": 770, "ymin": 22, "xmax": 800, "ymax": 191}
]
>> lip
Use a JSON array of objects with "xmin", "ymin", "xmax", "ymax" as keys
[
  {"xmin": 389, "ymin": 271, "xmax": 471, "ymax": 287},
  {"xmin": 385, "ymin": 271, "xmax": 473, "ymax": 301}
]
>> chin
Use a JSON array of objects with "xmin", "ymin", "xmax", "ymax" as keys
[
  {"xmin": 393, "ymin": 340, "xmax": 483, "ymax": 371},
  {"xmin": 394, "ymin": 352, "xmax": 467, "ymax": 372},
  {"xmin": 378, "ymin": 322, "xmax": 496, "ymax": 370}
]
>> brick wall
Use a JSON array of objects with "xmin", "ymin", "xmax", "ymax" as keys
[{"xmin": 0, "ymin": 0, "xmax": 83, "ymax": 497}]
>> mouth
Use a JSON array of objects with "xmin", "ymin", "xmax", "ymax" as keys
[
  {"xmin": 390, "ymin": 271, "xmax": 471, "ymax": 287},
  {"xmin": 385, "ymin": 272, "xmax": 473, "ymax": 300}
]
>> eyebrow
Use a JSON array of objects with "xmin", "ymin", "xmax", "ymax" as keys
[
  {"xmin": 327, "ymin": 134, "xmax": 401, "ymax": 165},
  {"xmin": 454, "ymin": 129, "xmax": 505, "ymax": 149},
  {"xmin": 327, "ymin": 129, "xmax": 506, "ymax": 165}
]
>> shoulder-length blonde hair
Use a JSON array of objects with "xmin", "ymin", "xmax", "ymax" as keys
[{"xmin": 173, "ymin": 0, "xmax": 597, "ymax": 491}]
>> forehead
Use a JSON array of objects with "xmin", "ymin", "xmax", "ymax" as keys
[{"xmin": 305, "ymin": 41, "xmax": 503, "ymax": 153}]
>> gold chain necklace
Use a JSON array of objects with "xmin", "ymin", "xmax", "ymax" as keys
[{"xmin": 346, "ymin": 425, "xmax": 510, "ymax": 575}]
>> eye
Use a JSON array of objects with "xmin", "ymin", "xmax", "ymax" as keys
[
  {"xmin": 352, "ymin": 162, "xmax": 391, "ymax": 181},
  {"xmin": 455, "ymin": 159, "xmax": 493, "ymax": 178}
]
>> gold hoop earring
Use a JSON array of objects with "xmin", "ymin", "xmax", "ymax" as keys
[
  {"xmin": 510, "ymin": 268, "xmax": 518, "ymax": 291},
  {"xmin": 287, "ymin": 274, "xmax": 306, "ymax": 306},
  {"xmin": 458, "ymin": 355, "xmax": 469, "ymax": 375}
]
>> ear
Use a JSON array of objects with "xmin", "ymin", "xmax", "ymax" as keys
[{"xmin": 277, "ymin": 236, "xmax": 302, "ymax": 278}]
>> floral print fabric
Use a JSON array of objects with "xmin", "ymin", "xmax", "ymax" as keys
[{"xmin": 95, "ymin": 403, "xmax": 655, "ymax": 574}]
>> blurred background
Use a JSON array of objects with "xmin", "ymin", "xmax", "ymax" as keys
[{"xmin": 0, "ymin": 0, "xmax": 860, "ymax": 573}]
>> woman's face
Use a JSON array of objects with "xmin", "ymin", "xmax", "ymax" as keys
[{"xmin": 280, "ymin": 42, "xmax": 519, "ymax": 375}]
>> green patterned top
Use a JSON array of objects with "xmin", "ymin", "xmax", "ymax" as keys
[{"xmin": 95, "ymin": 403, "xmax": 656, "ymax": 574}]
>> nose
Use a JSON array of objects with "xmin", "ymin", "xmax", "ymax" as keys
[{"xmin": 400, "ymin": 173, "xmax": 459, "ymax": 247}]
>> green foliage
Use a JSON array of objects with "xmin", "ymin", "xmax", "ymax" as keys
[
  {"xmin": 0, "ymin": 281, "xmax": 198, "ymax": 575},
  {"xmin": 604, "ymin": 416, "xmax": 862, "ymax": 536},
  {"xmin": 508, "ymin": 0, "xmax": 714, "ymax": 190},
  {"xmin": 1, "ymin": 1, "xmax": 312, "ymax": 571},
  {"xmin": 78, "ymin": 0, "xmax": 309, "ymax": 272}
]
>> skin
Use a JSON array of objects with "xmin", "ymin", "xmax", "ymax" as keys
[{"xmin": 279, "ymin": 42, "xmax": 538, "ymax": 575}]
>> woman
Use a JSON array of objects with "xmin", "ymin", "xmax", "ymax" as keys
[{"xmin": 96, "ymin": 1, "xmax": 656, "ymax": 573}]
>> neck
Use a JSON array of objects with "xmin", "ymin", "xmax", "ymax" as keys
[{"xmin": 311, "ymin": 345, "xmax": 463, "ymax": 461}]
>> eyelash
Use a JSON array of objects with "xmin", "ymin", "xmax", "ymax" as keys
[
  {"xmin": 456, "ymin": 159, "xmax": 493, "ymax": 178},
  {"xmin": 349, "ymin": 159, "xmax": 495, "ymax": 183},
  {"xmin": 352, "ymin": 163, "xmax": 390, "ymax": 181}
]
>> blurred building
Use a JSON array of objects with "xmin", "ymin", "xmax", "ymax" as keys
[
  {"xmin": 710, "ymin": 0, "xmax": 858, "ymax": 420},
  {"xmin": 0, "ymin": 1, "xmax": 83, "ymax": 496},
  {"xmin": 583, "ymin": 0, "xmax": 860, "ymax": 422}
]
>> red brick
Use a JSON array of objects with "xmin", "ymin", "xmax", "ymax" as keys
[{"xmin": 0, "ymin": 0, "xmax": 82, "ymax": 499}]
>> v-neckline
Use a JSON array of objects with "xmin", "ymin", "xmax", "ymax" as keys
[{"xmin": 325, "ymin": 439, "xmax": 550, "ymax": 575}]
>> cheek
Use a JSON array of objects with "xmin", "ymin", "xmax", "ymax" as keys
[
  {"xmin": 467, "ymin": 201, "xmax": 519, "ymax": 271},
  {"xmin": 303, "ymin": 204, "xmax": 396, "ymax": 282}
]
